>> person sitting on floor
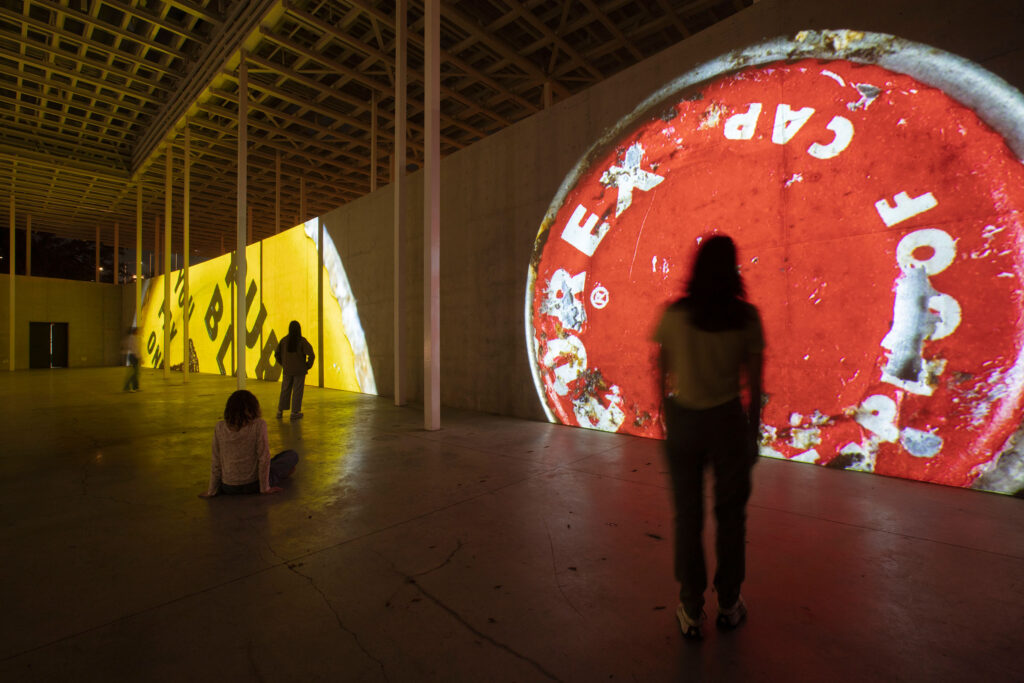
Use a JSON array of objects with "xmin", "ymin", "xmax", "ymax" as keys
[{"xmin": 199, "ymin": 390, "xmax": 298, "ymax": 498}]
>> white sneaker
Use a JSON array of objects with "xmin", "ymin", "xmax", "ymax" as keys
[
  {"xmin": 676, "ymin": 603, "xmax": 705, "ymax": 639},
  {"xmin": 716, "ymin": 596, "xmax": 747, "ymax": 629}
]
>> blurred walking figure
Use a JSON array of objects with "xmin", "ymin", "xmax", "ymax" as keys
[
  {"xmin": 275, "ymin": 320, "xmax": 315, "ymax": 420},
  {"xmin": 653, "ymin": 234, "xmax": 764, "ymax": 639},
  {"xmin": 199, "ymin": 390, "xmax": 298, "ymax": 497},
  {"xmin": 122, "ymin": 326, "xmax": 140, "ymax": 392}
]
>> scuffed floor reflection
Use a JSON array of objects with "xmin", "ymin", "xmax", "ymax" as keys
[{"xmin": 0, "ymin": 368, "xmax": 1021, "ymax": 681}]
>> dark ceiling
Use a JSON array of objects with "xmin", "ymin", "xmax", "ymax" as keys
[{"xmin": 0, "ymin": 0, "xmax": 753, "ymax": 255}]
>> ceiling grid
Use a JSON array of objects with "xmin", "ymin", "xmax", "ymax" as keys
[{"xmin": 0, "ymin": 0, "xmax": 752, "ymax": 256}]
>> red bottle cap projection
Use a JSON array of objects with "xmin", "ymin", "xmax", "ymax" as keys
[{"xmin": 525, "ymin": 31, "xmax": 1024, "ymax": 493}]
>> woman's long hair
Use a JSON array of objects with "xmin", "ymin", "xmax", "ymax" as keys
[
  {"xmin": 287, "ymin": 320, "xmax": 301, "ymax": 352},
  {"xmin": 224, "ymin": 389, "xmax": 261, "ymax": 429},
  {"xmin": 684, "ymin": 234, "xmax": 747, "ymax": 331}
]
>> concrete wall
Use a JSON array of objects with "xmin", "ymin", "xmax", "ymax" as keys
[
  {"xmin": 322, "ymin": 0, "xmax": 1024, "ymax": 421},
  {"xmin": 0, "ymin": 275, "xmax": 126, "ymax": 369}
]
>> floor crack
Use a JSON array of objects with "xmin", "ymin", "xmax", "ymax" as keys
[
  {"xmin": 287, "ymin": 565, "xmax": 389, "ymax": 682},
  {"xmin": 407, "ymin": 578, "xmax": 563, "ymax": 682},
  {"xmin": 244, "ymin": 518, "xmax": 287, "ymax": 564},
  {"xmin": 412, "ymin": 539, "xmax": 463, "ymax": 578},
  {"xmin": 545, "ymin": 521, "xmax": 583, "ymax": 618}
]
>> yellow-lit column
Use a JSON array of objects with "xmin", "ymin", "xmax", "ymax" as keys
[
  {"xmin": 236, "ymin": 52, "xmax": 248, "ymax": 390},
  {"xmin": 163, "ymin": 144, "xmax": 172, "ymax": 379},
  {"xmin": 424, "ymin": 0, "xmax": 440, "ymax": 430},
  {"xmin": 183, "ymin": 124, "xmax": 191, "ymax": 383},
  {"xmin": 95, "ymin": 225, "xmax": 100, "ymax": 282},
  {"xmin": 318, "ymin": 216, "xmax": 324, "ymax": 388},
  {"xmin": 394, "ymin": 0, "xmax": 407, "ymax": 406},
  {"xmin": 25, "ymin": 213, "xmax": 30, "ymax": 277},
  {"xmin": 8, "ymin": 186, "xmax": 14, "ymax": 372},
  {"xmin": 113, "ymin": 221, "xmax": 119, "ymax": 283},
  {"xmin": 370, "ymin": 91, "xmax": 378, "ymax": 193},
  {"xmin": 154, "ymin": 215, "xmax": 160, "ymax": 277},
  {"xmin": 275, "ymin": 150, "xmax": 281, "ymax": 234},
  {"xmin": 135, "ymin": 184, "xmax": 142, "ymax": 325}
]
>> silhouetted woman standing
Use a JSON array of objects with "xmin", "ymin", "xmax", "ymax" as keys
[
  {"xmin": 653, "ymin": 235, "xmax": 764, "ymax": 639},
  {"xmin": 275, "ymin": 320, "xmax": 315, "ymax": 420}
]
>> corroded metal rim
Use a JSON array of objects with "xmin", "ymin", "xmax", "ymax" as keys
[{"xmin": 524, "ymin": 29, "xmax": 1024, "ymax": 424}]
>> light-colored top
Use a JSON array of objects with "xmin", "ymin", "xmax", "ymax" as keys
[
  {"xmin": 205, "ymin": 418, "xmax": 271, "ymax": 494},
  {"xmin": 276, "ymin": 336, "xmax": 315, "ymax": 376},
  {"xmin": 122, "ymin": 334, "xmax": 140, "ymax": 356},
  {"xmin": 654, "ymin": 300, "xmax": 764, "ymax": 409}
]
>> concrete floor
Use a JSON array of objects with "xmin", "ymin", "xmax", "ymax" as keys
[{"xmin": 0, "ymin": 368, "xmax": 1021, "ymax": 682}]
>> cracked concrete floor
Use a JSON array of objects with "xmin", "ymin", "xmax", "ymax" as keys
[{"xmin": 1, "ymin": 368, "xmax": 1022, "ymax": 682}]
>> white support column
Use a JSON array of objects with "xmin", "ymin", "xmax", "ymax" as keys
[
  {"xmin": 25, "ymin": 213, "xmax": 31, "ymax": 277},
  {"xmin": 95, "ymin": 225, "xmax": 100, "ymax": 282},
  {"xmin": 164, "ymin": 144, "xmax": 172, "ymax": 379},
  {"xmin": 154, "ymin": 215, "xmax": 160, "ymax": 277},
  {"xmin": 318, "ymin": 217, "xmax": 324, "ymax": 389},
  {"xmin": 183, "ymin": 123, "xmax": 191, "ymax": 383},
  {"xmin": 135, "ymin": 184, "xmax": 142, "ymax": 325},
  {"xmin": 370, "ymin": 91, "xmax": 378, "ymax": 193},
  {"xmin": 275, "ymin": 150, "xmax": 281, "ymax": 234},
  {"xmin": 394, "ymin": 0, "xmax": 407, "ymax": 407},
  {"xmin": 8, "ymin": 186, "xmax": 14, "ymax": 371},
  {"xmin": 424, "ymin": 0, "xmax": 440, "ymax": 430},
  {"xmin": 113, "ymin": 221, "xmax": 119, "ymax": 283},
  {"xmin": 236, "ymin": 53, "xmax": 248, "ymax": 389}
]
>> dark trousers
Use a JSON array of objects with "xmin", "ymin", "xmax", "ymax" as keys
[
  {"xmin": 219, "ymin": 450, "xmax": 299, "ymax": 494},
  {"xmin": 663, "ymin": 398, "xmax": 755, "ymax": 614},
  {"xmin": 123, "ymin": 354, "xmax": 139, "ymax": 391},
  {"xmin": 278, "ymin": 374, "xmax": 305, "ymax": 413}
]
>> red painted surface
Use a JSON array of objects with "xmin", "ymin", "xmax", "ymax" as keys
[{"xmin": 528, "ymin": 59, "xmax": 1024, "ymax": 488}]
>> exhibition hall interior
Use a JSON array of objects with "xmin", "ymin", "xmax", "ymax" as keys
[{"xmin": 1, "ymin": 0, "xmax": 1022, "ymax": 680}]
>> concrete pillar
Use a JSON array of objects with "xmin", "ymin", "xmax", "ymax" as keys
[
  {"xmin": 318, "ymin": 217, "xmax": 324, "ymax": 388},
  {"xmin": 154, "ymin": 215, "xmax": 160, "ymax": 277},
  {"xmin": 136, "ymin": 184, "xmax": 142, "ymax": 325},
  {"xmin": 275, "ymin": 150, "xmax": 281, "ymax": 234},
  {"xmin": 236, "ymin": 52, "xmax": 248, "ymax": 389},
  {"xmin": 25, "ymin": 213, "xmax": 30, "ymax": 277},
  {"xmin": 164, "ymin": 144, "xmax": 172, "ymax": 379},
  {"xmin": 183, "ymin": 124, "xmax": 191, "ymax": 382},
  {"xmin": 394, "ymin": 0, "xmax": 407, "ymax": 407},
  {"xmin": 370, "ymin": 91, "xmax": 378, "ymax": 193},
  {"xmin": 113, "ymin": 221, "xmax": 119, "ymax": 283},
  {"xmin": 8, "ymin": 188, "xmax": 14, "ymax": 371},
  {"xmin": 424, "ymin": 0, "xmax": 440, "ymax": 430}
]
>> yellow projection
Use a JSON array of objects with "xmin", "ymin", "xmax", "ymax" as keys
[{"xmin": 139, "ymin": 222, "xmax": 372, "ymax": 393}]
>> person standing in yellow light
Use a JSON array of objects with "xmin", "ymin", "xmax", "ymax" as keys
[
  {"xmin": 122, "ymin": 326, "xmax": 141, "ymax": 392},
  {"xmin": 275, "ymin": 320, "xmax": 315, "ymax": 420}
]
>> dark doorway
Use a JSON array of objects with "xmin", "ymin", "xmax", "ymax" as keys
[{"xmin": 29, "ymin": 322, "xmax": 69, "ymax": 368}]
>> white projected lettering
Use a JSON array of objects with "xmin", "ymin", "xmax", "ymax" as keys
[{"xmin": 529, "ymin": 33, "xmax": 1024, "ymax": 494}]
